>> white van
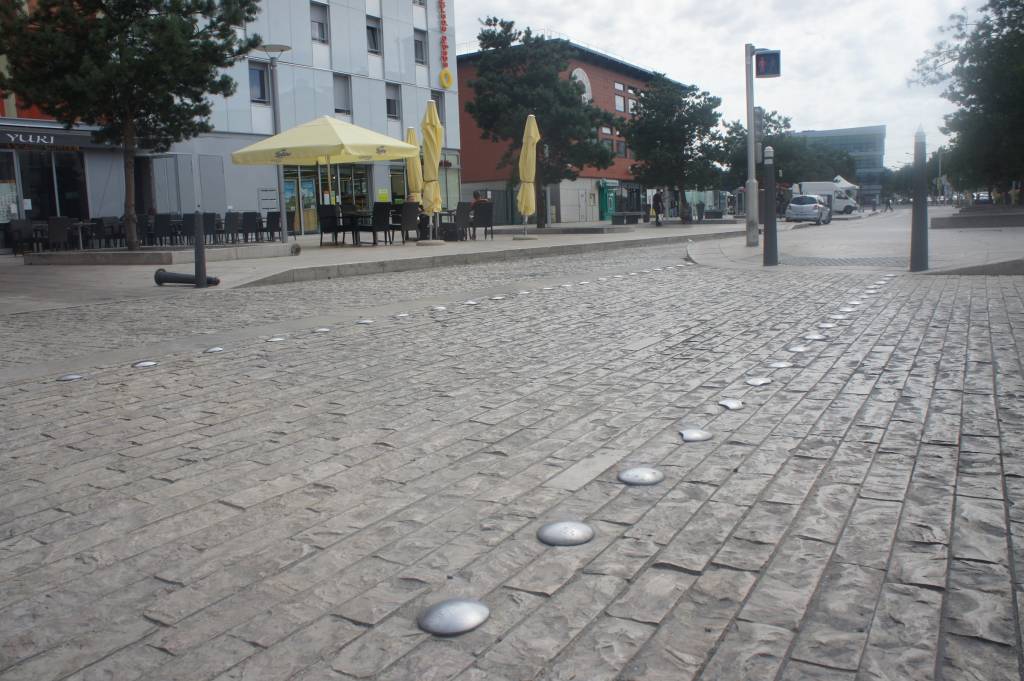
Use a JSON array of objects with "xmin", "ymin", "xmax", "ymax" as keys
[{"xmin": 794, "ymin": 181, "xmax": 859, "ymax": 214}]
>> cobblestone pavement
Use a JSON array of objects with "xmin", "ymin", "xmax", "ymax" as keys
[{"xmin": 2, "ymin": 252, "xmax": 1023, "ymax": 680}]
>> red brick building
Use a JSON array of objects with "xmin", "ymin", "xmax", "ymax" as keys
[{"xmin": 457, "ymin": 43, "xmax": 656, "ymax": 224}]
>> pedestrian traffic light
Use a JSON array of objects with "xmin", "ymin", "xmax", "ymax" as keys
[{"xmin": 755, "ymin": 50, "xmax": 781, "ymax": 78}]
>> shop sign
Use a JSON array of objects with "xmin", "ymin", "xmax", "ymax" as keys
[
  {"xmin": 0, "ymin": 126, "xmax": 112, "ymax": 151},
  {"xmin": 438, "ymin": 0, "xmax": 452, "ymax": 89}
]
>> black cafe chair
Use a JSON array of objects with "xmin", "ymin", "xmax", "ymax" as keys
[
  {"xmin": 224, "ymin": 212, "xmax": 242, "ymax": 244},
  {"xmin": 391, "ymin": 202, "xmax": 419, "ymax": 245},
  {"xmin": 46, "ymin": 216, "xmax": 72, "ymax": 250},
  {"xmin": 358, "ymin": 202, "xmax": 390, "ymax": 246},
  {"xmin": 318, "ymin": 205, "xmax": 342, "ymax": 246},
  {"xmin": 441, "ymin": 201, "xmax": 471, "ymax": 241},
  {"xmin": 471, "ymin": 202, "xmax": 495, "ymax": 240},
  {"xmin": 265, "ymin": 211, "xmax": 295, "ymax": 241},
  {"xmin": 240, "ymin": 212, "xmax": 261, "ymax": 242}
]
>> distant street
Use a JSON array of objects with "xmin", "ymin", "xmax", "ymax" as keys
[{"xmin": 2, "ymin": 235, "xmax": 1022, "ymax": 680}]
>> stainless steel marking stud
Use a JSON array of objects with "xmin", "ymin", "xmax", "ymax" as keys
[
  {"xmin": 463, "ymin": 300, "xmax": 478, "ymax": 305},
  {"xmin": 57, "ymin": 374, "xmax": 84, "ymax": 382},
  {"xmin": 787, "ymin": 345, "xmax": 811, "ymax": 353},
  {"xmin": 314, "ymin": 327, "xmax": 332, "ymax": 332},
  {"xmin": 718, "ymin": 398, "xmax": 743, "ymax": 411},
  {"xmin": 417, "ymin": 599, "xmax": 490, "ymax": 637},
  {"xmin": 745, "ymin": 377, "xmax": 773, "ymax": 386},
  {"xmin": 769, "ymin": 361, "xmax": 793, "ymax": 369},
  {"xmin": 537, "ymin": 521, "xmax": 595, "ymax": 546},
  {"xmin": 204, "ymin": 347, "xmax": 224, "ymax": 353},
  {"xmin": 267, "ymin": 336, "xmax": 286, "ymax": 342},
  {"xmin": 618, "ymin": 467, "xmax": 665, "ymax": 485},
  {"xmin": 838, "ymin": 307, "xmax": 856, "ymax": 313},
  {"xmin": 356, "ymin": 319, "xmax": 374, "ymax": 324},
  {"xmin": 132, "ymin": 360, "xmax": 159, "ymax": 368},
  {"xmin": 490, "ymin": 296, "xmax": 506, "ymax": 300},
  {"xmin": 803, "ymin": 333, "xmax": 828, "ymax": 341},
  {"xmin": 829, "ymin": 314, "xmax": 848, "ymax": 320},
  {"xmin": 432, "ymin": 305, "xmax": 447, "ymax": 311},
  {"xmin": 818, "ymin": 323, "xmax": 837, "ymax": 329},
  {"xmin": 847, "ymin": 300, "xmax": 863, "ymax": 305},
  {"xmin": 394, "ymin": 314, "xmax": 410, "ymax": 319},
  {"xmin": 680, "ymin": 428, "xmax": 713, "ymax": 442}
]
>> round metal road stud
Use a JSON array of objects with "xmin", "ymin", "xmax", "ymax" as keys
[
  {"xmin": 537, "ymin": 521, "xmax": 595, "ymax": 546},
  {"xmin": 463, "ymin": 300, "xmax": 478, "ymax": 305},
  {"xmin": 417, "ymin": 598, "xmax": 490, "ymax": 637},
  {"xmin": 204, "ymin": 346, "xmax": 224, "ymax": 354},
  {"xmin": 313, "ymin": 327, "xmax": 332, "ymax": 332},
  {"xmin": 847, "ymin": 300, "xmax": 863, "ymax": 305},
  {"xmin": 874, "ymin": 280, "xmax": 887, "ymax": 285},
  {"xmin": 394, "ymin": 313, "xmax": 410, "ymax": 319},
  {"xmin": 267, "ymin": 336, "xmax": 286, "ymax": 343},
  {"xmin": 829, "ymin": 314, "xmax": 848, "ymax": 320},
  {"xmin": 746, "ymin": 377, "xmax": 772, "ymax": 386},
  {"xmin": 769, "ymin": 361, "xmax": 793, "ymax": 369},
  {"xmin": 680, "ymin": 428, "xmax": 713, "ymax": 442},
  {"xmin": 618, "ymin": 467, "xmax": 665, "ymax": 486},
  {"xmin": 542, "ymin": 286, "xmax": 555, "ymax": 290},
  {"xmin": 787, "ymin": 345, "xmax": 810, "ymax": 353},
  {"xmin": 432, "ymin": 306, "xmax": 447, "ymax": 311},
  {"xmin": 517, "ymin": 291, "xmax": 531, "ymax": 295},
  {"xmin": 818, "ymin": 322, "xmax": 837, "ymax": 329},
  {"xmin": 560, "ymin": 284, "xmax": 572, "ymax": 288},
  {"xmin": 490, "ymin": 295, "xmax": 506, "ymax": 300},
  {"xmin": 578, "ymin": 281, "xmax": 590, "ymax": 285},
  {"xmin": 718, "ymin": 398, "xmax": 743, "ymax": 410},
  {"xmin": 132, "ymin": 360, "xmax": 158, "ymax": 368},
  {"xmin": 57, "ymin": 373, "xmax": 84, "ymax": 382},
  {"xmin": 838, "ymin": 307, "xmax": 856, "ymax": 313},
  {"xmin": 803, "ymin": 333, "xmax": 828, "ymax": 341},
  {"xmin": 356, "ymin": 319, "xmax": 374, "ymax": 324}
]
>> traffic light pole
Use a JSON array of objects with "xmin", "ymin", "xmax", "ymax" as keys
[{"xmin": 744, "ymin": 43, "xmax": 759, "ymax": 247}]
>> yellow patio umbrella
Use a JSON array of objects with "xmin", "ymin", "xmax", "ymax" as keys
[
  {"xmin": 516, "ymin": 114, "xmax": 541, "ymax": 235},
  {"xmin": 405, "ymin": 127, "xmax": 423, "ymax": 204},
  {"xmin": 421, "ymin": 100, "xmax": 444, "ymax": 219},
  {"xmin": 231, "ymin": 116, "xmax": 418, "ymax": 166}
]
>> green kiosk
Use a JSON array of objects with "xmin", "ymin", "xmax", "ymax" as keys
[{"xmin": 597, "ymin": 179, "xmax": 619, "ymax": 221}]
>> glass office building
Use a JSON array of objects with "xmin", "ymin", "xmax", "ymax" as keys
[{"xmin": 792, "ymin": 125, "xmax": 886, "ymax": 205}]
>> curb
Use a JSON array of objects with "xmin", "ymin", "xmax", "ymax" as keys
[{"xmin": 239, "ymin": 230, "xmax": 746, "ymax": 287}]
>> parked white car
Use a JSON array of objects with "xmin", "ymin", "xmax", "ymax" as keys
[{"xmin": 785, "ymin": 194, "xmax": 832, "ymax": 224}]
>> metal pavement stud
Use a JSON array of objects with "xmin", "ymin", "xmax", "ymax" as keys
[
  {"xmin": 787, "ymin": 345, "xmax": 810, "ymax": 353},
  {"xmin": 718, "ymin": 398, "xmax": 743, "ymax": 410},
  {"xmin": 356, "ymin": 319, "xmax": 374, "ymax": 324},
  {"xmin": 132, "ymin": 360, "xmax": 159, "ymax": 368},
  {"xmin": 618, "ymin": 467, "xmax": 665, "ymax": 485},
  {"xmin": 204, "ymin": 347, "xmax": 224, "ymax": 353},
  {"xmin": 57, "ymin": 373, "xmax": 84, "ymax": 382},
  {"xmin": 537, "ymin": 521, "xmax": 595, "ymax": 546},
  {"xmin": 267, "ymin": 336, "xmax": 286, "ymax": 342},
  {"xmin": 768, "ymin": 361, "xmax": 793, "ymax": 368},
  {"xmin": 745, "ymin": 377, "xmax": 773, "ymax": 386},
  {"xmin": 417, "ymin": 599, "xmax": 490, "ymax": 636},
  {"xmin": 313, "ymin": 327, "xmax": 332, "ymax": 332},
  {"xmin": 803, "ymin": 333, "xmax": 828, "ymax": 341},
  {"xmin": 680, "ymin": 428, "xmax": 714, "ymax": 442},
  {"xmin": 817, "ymin": 323, "xmax": 837, "ymax": 329}
]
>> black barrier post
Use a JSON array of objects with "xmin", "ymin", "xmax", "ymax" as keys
[
  {"xmin": 910, "ymin": 128, "xmax": 929, "ymax": 272},
  {"xmin": 763, "ymin": 146, "xmax": 778, "ymax": 266},
  {"xmin": 193, "ymin": 209, "xmax": 208, "ymax": 288}
]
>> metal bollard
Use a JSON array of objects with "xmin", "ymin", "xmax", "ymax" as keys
[
  {"xmin": 194, "ymin": 209, "xmax": 208, "ymax": 288},
  {"xmin": 154, "ymin": 269, "xmax": 220, "ymax": 286},
  {"xmin": 763, "ymin": 146, "xmax": 779, "ymax": 266}
]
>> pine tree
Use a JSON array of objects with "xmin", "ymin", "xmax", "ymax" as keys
[{"xmin": 0, "ymin": 0, "xmax": 261, "ymax": 249}]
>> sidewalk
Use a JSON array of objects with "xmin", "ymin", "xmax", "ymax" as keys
[
  {"xmin": 688, "ymin": 206, "xmax": 1024, "ymax": 273},
  {"xmin": 0, "ymin": 220, "xmax": 742, "ymax": 313}
]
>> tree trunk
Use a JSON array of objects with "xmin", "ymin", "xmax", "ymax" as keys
[
  {"xmin": 122, "ymin": 122, "xmax": 139, "ymax": 250},
  {"xmin": 535, "ymin": 181, "xmax": 546, "ymax": 229}
]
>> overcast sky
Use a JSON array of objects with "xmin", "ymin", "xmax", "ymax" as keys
[{"xmin": 454, "ymin": 0, "xmax": 985, "ymax": 170}]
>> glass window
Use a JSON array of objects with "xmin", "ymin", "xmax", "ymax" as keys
[
  {"xmin": 18, "ymin": 151, "xmax": 57, "ymax": 220},
  {"xmin": 310, "ymin": 3, "xmax": 328, "ymax": 42},
  {"xmin": 628, "ymin": 99, "xmax": 637, "ymax": 114},
  {"xmin": 366, "ymin": 17, "xmax": 381, "ymax": 54},
  {"xmin": 430, "ymin": 91, "xmax": 445, "ymax": 125},
  {"xmin": 601, "ymin": 139, "xmax": 613, "ymax": 151},
  {"xmin": 614, "ymin": 95, "xmax": 625, "ymax": 112},
  {"xmin": 412, "ymin": 0, "xmax": 425, "ymax": 5},
  {"xmin": 390, "ymin": 167, "xmax": 406, "ymax": 203},
  {"xmin": 616, "ymin": 141, "xmax": 626, "ymax": 157},
  {"xmin": 600, "ymin": 126, "xmax": 611, "ymax": 135},
  {"xmin": 249, "ymin": 62, "xmax": 269, "ymax": 103},
  {"xmin": 333, "ymin": 74, "xmax": 351, "ymax": 114},
  {"xmin": 54, "ymin": 152, "xmax": 88, "ymax": 218},
  {"xmin": 414, "ymin": 30, "xmax": 427, "ymax": 65},
  {"xmin": 614, "ymin": 82, "xmax": 624, "ymax": 91},
  {"xmin": 627, "ymin": 86, "xmax": 637, "ymax": 95},
  {"xmin": 386, "ymin": 83, "xmax": 401, "ymax": 119}
]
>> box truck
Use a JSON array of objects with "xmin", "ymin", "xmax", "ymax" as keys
[{"xmin": 794, "ymin": 181, "xmax": 859, "ymax": 214}]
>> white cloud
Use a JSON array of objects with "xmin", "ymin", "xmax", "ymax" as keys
[{"xmin": 454, "ymin": 0, "xmax": 986, "ymax": 169}]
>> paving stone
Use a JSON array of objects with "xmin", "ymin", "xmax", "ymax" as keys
[
  {"xmin": 939, "ymin": 633, "xmax": 1021, "ymax": 681},
  {"xmin": 739, "ymin": 537, "xmax": 834, "ymax": 629},
  {"xmin": 537, "ymin": 615, "xmax": 654, "ymax": 681},
  {"xmin": 606, "ymin": 566, "xmax": 698, "ymax": 624},
  {"xmin": 888, "ymin": 541, "xmax": 948, "ymax": 589},
  {"xmin": 697, "ymin": 621, "xmax": 792, "ymax": 681},
  {"xmin": 857, "ymin": 583, "xmax": 942, "ymax": 681},
  {"xmin": 834, "ymin": 498, "xmax": 902, "ymax": 569},
  {"xmin": 652, "ymin": 501, "xmax": 746, "ymax": 574},
  {"xmin": 952, "ymin": 496, "xmax": 1010, "ymax": 564}
]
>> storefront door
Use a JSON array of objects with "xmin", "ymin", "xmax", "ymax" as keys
[{"xmin": 0, "ymin": 151, "xmax": 19, "ymax": 229}]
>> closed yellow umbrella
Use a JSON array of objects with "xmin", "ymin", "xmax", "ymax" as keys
[
  {"xmin": 405, "ymin": 127, "xmax": 423, "ymax": 204},
  {"xmin": 517, "ymin": 115, "xmax": 541, "ymax": 233},
  {"xmin": 421, "ymin": 100, "xmax": 444, "ymax": 216}
]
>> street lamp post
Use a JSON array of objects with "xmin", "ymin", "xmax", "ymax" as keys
[
  {"xmin": 261, "ymin": 43, "xmax": 291, "ymax": 243},
  {"xmin": 744, "ymin": 43, "xmax": 758, "ymax": 247}
]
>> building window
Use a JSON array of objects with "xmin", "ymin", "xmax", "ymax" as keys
[
  {"xmin": 628, "ymin": 98, "xmax": 637, "ymax": 114},
  {"xmin": 614, "ymin": 95, "xmax": 625, "ymax": 112},
  {"xmin": 333, "ymin": 74, "xmax": 352, "ymax": 114},
  {"xmin": 386, "ymin": 83, "xmax": 401, "ymax": 119},
  {"xmin": 570, "ymin": 67, "xmax": 592, "ymax": 103},
  {"xmin": 414, "ymin": 30, "xmax": 427, "ymax": 65},
  {"xmin": 366, "ymin": 17, "xmax": 381, "ymax": 54},
  {"xmin": 602, "ymin": 139, "xmax": 613, "ymax": 151},
  {"xmin": 412, "ymin": 0, "xmax": 425, "ymax": 5},
  {"xmin": 249, "ymin": 62, "xmax": 269, "ymax": 103},
  {"xmin": 310, "ymin": 3, "xmax": 328, "ymax": 43},
  {"xmin": 614, "ymin": 82, "xmax": 624, "ymax": 91},
  {"xmin": 616, "ymin": 141, "xmax": 627, "ymax": 157},
  {"xmin": 600, "ymin": 126, "xmax": 611, "ymax": 135},
  {"xmin": 430, "ymin": 90, "xmax": 445, "ymax": 125},
  {"xmin": 627, "ymin": 85, "xmax": 637, "ymax": 95}
]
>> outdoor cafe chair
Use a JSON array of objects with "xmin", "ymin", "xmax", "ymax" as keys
[
  {"xmin": 471, "ymin": 202, "xmax": 495, "ymax": 240},
  {"xmin": 359, "ymin": 202, "xmax": 390, "ymax": 246},
  {"xmin": 318, "ymin": 205, "xmax": 343, "ymax": 246},
  {"xmin": 202, "ymin": 212, "xmax": 219, "ymax": 244},
  {"xmin": 392, "ymin": 202, "xmax": 418, "ymax": 245},
  {"xmin": 265, "ymin": 211, "xmax": 295, "ymax": 242},
  {"xmin": 10, "ymin": 219, "xmax": 40, "ymax": 254},
  {"xmin": 153, "ymin": 213, "xmax": 178, "ymax": 246},
  {"xmin": 46, "ymin": 216, "xmax": 72, "ymax": 250},
  {"xmin": 224, "ymin": 212, "xmax": 242, "ymax": 244},
  {"xmin": 240, "ymin": 212, "xmax": 261, "ymax": 242},
  {"xmin": 441, "ymin": 201, "xmax": 471, "ymax": 241}
]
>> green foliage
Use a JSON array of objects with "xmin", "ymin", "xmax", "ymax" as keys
[
  {"xmin": 0, "ymin": 0, "xmax": 261, "ymax": 247},
  {"xmin": 913, "ymin": 0, "xmax": 1024, "ymax": 188},
  {"xmin": 466, "ymin": 17, "xmax": 614, "ymax": 226},
  {"xmin": 721, "ymin": 113, "xmax": 857, "ymax": 189},
  {"xmin": 622, "ymin": 73, "xmax": 723, "ymax": 192}
]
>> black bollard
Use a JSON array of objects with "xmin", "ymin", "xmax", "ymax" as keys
[
  {"xmin": 910, "ymin": 128, "xmax": 929, "ymax": 272},
  {"xmin": 154, "ymin": 268, "xmax": 220, "ymax": 286},
  {"xmin": 763, "ymin": 146, "xmax": 779, "ymax": 266},
  {"xmin": 193, "ymin": 209, "xmax": 208, "ymax": 288}
]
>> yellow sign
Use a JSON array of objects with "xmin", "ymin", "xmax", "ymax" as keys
[
  {"xmin": 439, "ymin": 68, "xmax": 453, "ymax": 90},
  {"xmin": 376, "ymin": 187, "xmax": 390, "ymax": 202}
]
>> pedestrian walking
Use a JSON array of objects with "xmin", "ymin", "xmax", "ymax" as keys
[{"xmin": 652, "ymin": 190, "xmax": 664, "ymax": 226}]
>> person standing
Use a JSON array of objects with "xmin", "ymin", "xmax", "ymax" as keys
[{"xmin": 652, "ymin": 190, "xmax": 664, "ymax": 226}]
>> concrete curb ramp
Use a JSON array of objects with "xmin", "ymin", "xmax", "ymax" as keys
[
  {"xmin": 241, "ymin": 230, "xmax": 745, "ymax": 287},
  {"xmin": 24, "ymin": 242, "xmax": 292, "ymax": 266}
]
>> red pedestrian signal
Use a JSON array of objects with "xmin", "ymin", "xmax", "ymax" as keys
[{"xmin": 755, "ymin": 50, "xmax": 781, "ymax": 78}]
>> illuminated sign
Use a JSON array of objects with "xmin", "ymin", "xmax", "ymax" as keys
[{"xmin": 438, "ymin": 0, "xmax": 450, "ymax": 88}]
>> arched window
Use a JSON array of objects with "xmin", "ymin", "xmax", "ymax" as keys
[{"xmin": 571, "ymin": 68, "xmax": 592, "ymax": 103}]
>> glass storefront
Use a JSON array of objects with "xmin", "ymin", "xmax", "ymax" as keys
[
  {"xmin": 0, "ymin": 148, "xmax": 90, "ymax": 225},
  {"xmin": 440, "ymin": 151, "xmax": 460, "ymax": 210},
  {"xmin": 315, "ymin": 164, "xmax": 372, "ymax": 211},
  {"xmin": 0, "ymin": 152, "xmax": 17, "ymax": 229}
]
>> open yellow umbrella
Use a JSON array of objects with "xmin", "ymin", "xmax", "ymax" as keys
[
  {"xmin": 421, "ymin": 100, "xmax": 444, "ymax": 219},
  {"xmin": 517, "ymin": 114, "xmax": 541, "ymax": 235},
  {"xmin": 405, "ymin": 127, "xmax": 423, "ymax": 204},
  {"xmin": 231, "ymin": 116, "xmax": 418, "ymax": 166}
]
